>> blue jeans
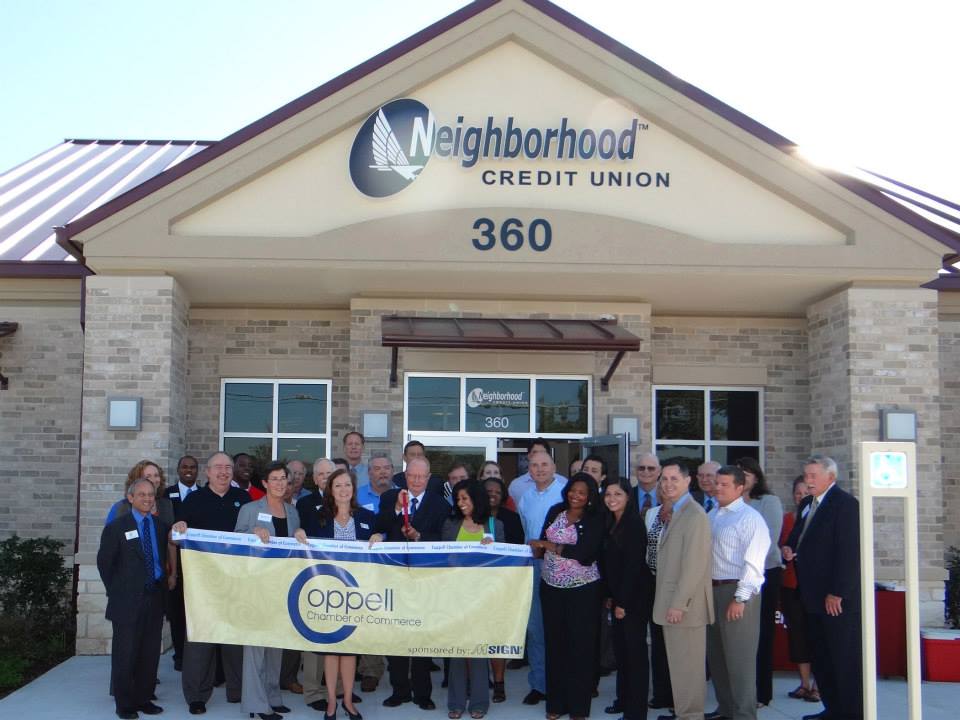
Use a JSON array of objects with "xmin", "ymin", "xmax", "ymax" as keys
[{"xmin": 527, "ymin": 560, "xmax": 545, "ymax": 693}]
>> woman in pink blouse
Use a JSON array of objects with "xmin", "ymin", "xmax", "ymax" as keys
[{"xmin": 529, "ymin": 473, "xmax": 605, "ymax": 720}]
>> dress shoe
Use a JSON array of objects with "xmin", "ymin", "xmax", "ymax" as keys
[
  {"xmin": 705, "ymin": 711, "xmax": 730, "ymax": 720},
  {"xmin": 522, "ymin": 689, "xmax": 546, "ymax": 705},
  {"xmin": 337, "ymin": 692, "xmax": 362, "ymax": 704},
  {"xmin": 657, "ymin": 715, "xmax": 677, "ymax": 720},
  {"xmin": 188, "ymin": 702, "xmax": 206, "ymax": 715},
  {"xmin": 227, "ymin": 696, "xmax": 242, "ymax": 704},
  {"xmin": 117, "ymin": 712, "xmax": 138, "ymax": 719},
  {"xmin": 382, "ymin": 695, "xmax": 411, "ymax": 707},
  {"xmin": 429, "ymin": 660, "xmax": 442, "ymax": 671},
  {"xmin": 416, "ymin": 698, "xmax": 437, "ymax": 710},
  {"xmin": 254, "ymin": 714, "xmax": 283, "ymax": 720},
  {"xmin": 802, "ymin": 713, "xmax": 833, "ymax": 720},
  {"xmin": 139, "ymin": 702, "xmax": 164, "ymax": 715},
  {"xmin": 492, "ymin": 681, "xmax": 506, "ymax": 703},
  {"xmin": 173, "ymin": 656, "xmax": 183, "ymax": 671},
  {"xmin": 649, "ymin": 699, "xmax": 673, "ymax": 709},
  {"xmin": 283, "ymin": 682, "xmax": 304, "ymax": 694},
  {"xmin": 344, "ymin": 706, "xmax": 363, "ymax": 720},
  {"xmin": 309, "ymin": 700, "xmax": 328, "ymax": 711},
  {"xmin": 605, "ymin": 701, "xmax": 622, "ymax": 714},
  {"xmin": 506, "ymin": 658, "xmax": 528, "ymax": 669},
  {"xmin": 360, "ymin": 676, "xmax": 378, "ymax": 692},
  {"xmin": 272, "ymin": 705, "xmax": 292, "ymax": 714}
]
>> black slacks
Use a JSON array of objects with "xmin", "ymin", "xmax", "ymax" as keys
[
  {"xmin": 111, "ymin": 588, "xmax": 164, "ymax": 714},
  {"xmin": 167, "ymin": 573, "xmax": 186, "ymax": 664},
  {"xmin": 807, "ymin": 610, "xmax": 863, "ymax": 720},
  {"xmin": 386, "ymin": 655, "xmax": 433, "ymax": 701},
  {"xmin": 612, "ymin": 611, "xmax": 650, "ymax": 720},
  {"xmin": 541, "ymin": 580, "xmax": 600, "ymax": 718},
  {"xmin": 756, "ymin": 566, "xmax": 783, "ymax": 705}
]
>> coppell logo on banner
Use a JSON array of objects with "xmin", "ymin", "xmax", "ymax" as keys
[{"xmin": 349, "ymin": 97, "xmax": 644, "ymax": 198}]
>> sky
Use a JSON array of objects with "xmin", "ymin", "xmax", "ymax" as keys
[{"xmin": 1, "ymin": 0, "xmax": 958, "ymax": 200}]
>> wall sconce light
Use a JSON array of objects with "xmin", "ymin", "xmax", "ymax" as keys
[
  {"xmin": 879, "ymin": 409, "xmax": 917, "ymax": 442},
  {"xmin": 609, "ymin": 415, "xmax": 640, "ymax": 442},
  {"xmin": 108, "ymin": 397, "xmax": 142, "ymax": 431},
  {"xmin": 362, "ymin": 411, "xmax": 390, "ymax": 440}
]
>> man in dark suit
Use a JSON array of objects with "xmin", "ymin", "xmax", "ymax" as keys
[
  {"xmin": 392, "ymin": 440, "xmax": 444, "ymax": 495},
  {"xmin": 98, "ymin": 477, "xmax": 169, "ymax": 719},
  {"xmin": 372, "ymin": 456, "xmax": 448, "ymax": 711},
  {"xmin": 163, "ymin": 454, "xmax": 198, "ymax": 670},
  {"xmin": 783, "ymin": 455, "xmax": 861, "ymax": 720}
]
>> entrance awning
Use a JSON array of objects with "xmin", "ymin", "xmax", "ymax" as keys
[{"xmin": 380, "ymin": 315, "xmax": 641, "ymax": 390}]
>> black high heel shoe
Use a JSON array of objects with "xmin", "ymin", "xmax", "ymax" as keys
[
  {"xmin": 343, "ymin": 705, "xmax": 362, "ymax": 720},
  {"xmin": 324, "ymin": 701, "xmax": 338, "ymax": 720}
]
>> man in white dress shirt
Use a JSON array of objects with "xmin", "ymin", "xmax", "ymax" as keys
[{"xmin": 706, "ymin": 465, "xmax": 771, "ymax": 720}]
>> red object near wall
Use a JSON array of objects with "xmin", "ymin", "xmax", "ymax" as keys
[{"xmin": 774, "ymin": 590, "xmax": 907, "ymax": 677}]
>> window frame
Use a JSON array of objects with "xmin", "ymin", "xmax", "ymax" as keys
[
  {"xmin": 651, "ymin": 384, "xmax": 764, "ymax": 465},
  {"xmin": 219, "ymin": 378, "xmax": 333, "ymax": 460},
  {"xmin": 403, "ymin": 372, "xmax": 593, "ymax": 439}
]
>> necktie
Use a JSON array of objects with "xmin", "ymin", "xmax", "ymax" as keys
[
  {"xmin": 797, "ymin": 497, "xmax": 820, "ymax": 546},
  {"xmin": 641, "ymin": 492, "xmax": 653, "ymax": 510},
  {"xmin": 704, "ymin": 497, "xmax": 714, "ymax": 513},
  {"xmin": 658, "ymin": 505, "xmax": 673, "ymax": 526},
  {"xmin": 410, "ymin": 497, "xmax": 419, "ymax": 516},
  {"xmin": 141, "ymin": 515, "xmax": 157, "ymax": 586}
]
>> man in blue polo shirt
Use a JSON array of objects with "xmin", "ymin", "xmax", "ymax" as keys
[{"xmin": 517, "ymin": 450, "xmax": 566, "ymax": 706}]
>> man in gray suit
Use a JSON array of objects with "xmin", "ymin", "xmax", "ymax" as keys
[{"xmin": 651, "ymin": 462, "xmax": 713, "ymax": 720}]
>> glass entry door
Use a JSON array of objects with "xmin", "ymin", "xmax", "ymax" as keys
[
  {"xmin": 407, "ymin": 434, "xmax": 498, "ymax": 480},
  {"xmin": 580, "ymin": 433, "xmax": 631, "ymax": 479}
]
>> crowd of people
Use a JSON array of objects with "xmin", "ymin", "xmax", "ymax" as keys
[{"xmin": 97, "ymin": 432, "xmax": 862, "ymax": 720}]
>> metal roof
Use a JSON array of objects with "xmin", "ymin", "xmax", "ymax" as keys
[{"xmin": 0, "ymin": 139, "xmax": 213, "ymax": 264}]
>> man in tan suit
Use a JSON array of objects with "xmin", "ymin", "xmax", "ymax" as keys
[{"xmin": 651, "ymin": 461, "xmax": 714, "ymax": 720}]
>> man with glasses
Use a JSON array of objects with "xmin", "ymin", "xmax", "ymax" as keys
[
  {"xmin": 173, "ymin": 452, "xmax": 251, "ymax": 715},
  {"xmin": 632, "ymin": 452, "xmax": 661, "ymax": 513},
  {"xmin": 697, "ymin": 461, "xmax": 721, "ymax": 514}
]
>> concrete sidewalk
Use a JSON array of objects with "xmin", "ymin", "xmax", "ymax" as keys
[{"xmin": 1, "ymin": 652, "xmax": 957, "ymax": 719}]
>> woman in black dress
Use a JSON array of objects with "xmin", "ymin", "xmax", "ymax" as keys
[{"xmin": 600, "ymin": 476, "xmax": 650, "ymax": 720}]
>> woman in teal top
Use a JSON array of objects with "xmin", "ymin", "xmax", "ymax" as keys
[{"xmin": 441, "ymin": 480, "xmax": 504, "ymax": 719}]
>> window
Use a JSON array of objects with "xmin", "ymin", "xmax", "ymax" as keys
[
  {"xmin": 220, "ymin": 379, "xmax": 332, "ymax": 467},
  {"xmin": 405, "ymin": 373, "xmax": 591, "ymax": 438},
  {"xmin": 652, "ymin": 386, "xmax": 762, "ymax": 468}
]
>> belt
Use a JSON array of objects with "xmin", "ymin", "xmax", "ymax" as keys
[{"xmin": 712, "ymin": 579, "xmax": 738, "ymax": 586}]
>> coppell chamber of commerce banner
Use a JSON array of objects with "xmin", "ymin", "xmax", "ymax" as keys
[{"xmin": 176, "ymin": 530, "xmax": 533, "ymax": 658}]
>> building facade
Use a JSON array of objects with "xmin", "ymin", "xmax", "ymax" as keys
[{"xmin": 0, "ymin": 0, "xmax": 957, "ymax": 654}]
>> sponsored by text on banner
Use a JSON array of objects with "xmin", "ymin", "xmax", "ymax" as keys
[{"xmin": 174, "ymin": 529, "xmax": 534, "ymax": 657}]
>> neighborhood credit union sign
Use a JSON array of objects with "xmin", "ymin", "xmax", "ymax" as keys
[{"xmin": 349, "ymin": 98, "xmax": 668, "ymax": 198}]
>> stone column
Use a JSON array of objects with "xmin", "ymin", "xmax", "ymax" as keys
[
  {"xmin": 75, "ymin": 276, "xmax": 189, "ymax": 654},
  {"xmin": 807, "ymin": 287, "xmax": 944, "ymax": 625}
]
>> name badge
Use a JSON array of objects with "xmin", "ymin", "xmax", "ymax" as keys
[
  {"xmin": 257, "ymin": 512, "xmax": 272, "ymax": 522},
  {"xmin": 169, "ymin": 492, "xmax": 180, "ymax": 498},
  {"xmin": 359, "ymin": 521, "xmax": 370, "ymax": 529},
  {"xmin": 125, "ymin": 530, "xmax": 139, "ymax": 540}
]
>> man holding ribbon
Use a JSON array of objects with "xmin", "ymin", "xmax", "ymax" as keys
[
  {"xmin": 97, "ymin": 477, "xmax": 170, "ymax": 719},
  {"xmin": 370, "ymin": 456, "xmax": 448, "ymax": 710}
]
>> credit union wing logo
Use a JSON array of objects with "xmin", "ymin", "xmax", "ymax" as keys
[
  {"xmin": 466, "ymin": 387, "xmax": 485, "ymax": 409},
  {"xmin": 350, "ymin": 98, "xmax": 435, "ymax": 198}
]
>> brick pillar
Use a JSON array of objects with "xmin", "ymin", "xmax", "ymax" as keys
[
  {"xmin": 807, "ymin": 287, "xmax": 944, "ymax": 625},
  {"xmin": 75, "ymin": 276, "xmax": 189, "ymax": 654}
]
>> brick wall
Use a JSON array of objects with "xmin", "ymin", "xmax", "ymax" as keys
[
  {"xmin": 0, "ymin": 302, "xmax": 83, "ymax": 558},
  {"xmin": 809, "ymin": 288, "xmax": 944, "ymax": 624},
  {"xmin": 75, "ymin": 276, "xmax": 190, "ymax": 653},
  {"xmin": 650, "ymin": 317, "xmax": 810, "ymax": 503},
  {"xmin": 939, "ymin": 314, "xmax": 960, "ymax": 554},
  {"xmin": 186, "ymin": 310, "xmax": 351, "ymax": 463}
]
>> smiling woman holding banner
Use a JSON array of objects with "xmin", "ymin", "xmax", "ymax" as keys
[
  {"xmin": 529, "ymin": 473, "xmax": 604, "ymax": 720},
  {"xmin": 234, "ymin": 462, "xmax": 308, "ymax": 720},
  {"xmin": 441, "ymin": 480, "xmax": 504, "ymax": 720}
]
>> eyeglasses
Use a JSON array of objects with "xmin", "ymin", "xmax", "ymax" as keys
[{"xmin": 638, "ymin": 465, "xmax": 659, "ymax": 472}]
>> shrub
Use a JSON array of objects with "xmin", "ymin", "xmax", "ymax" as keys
[{"xmin": 0, "ymin": 536, "xmax": 74, "ymax": 691}]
